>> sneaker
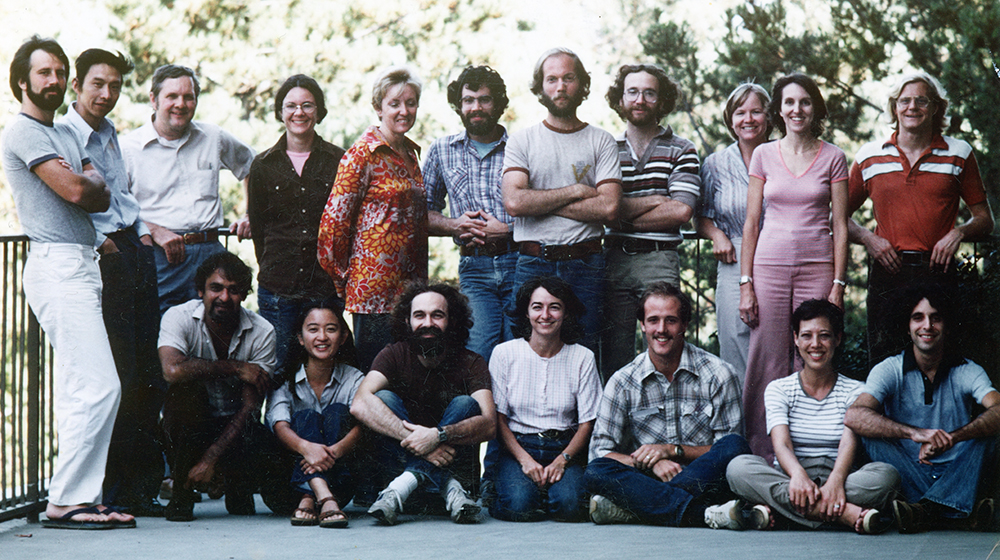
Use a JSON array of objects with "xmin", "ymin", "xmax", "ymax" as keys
[
  {"xmin": 446, "ymin": 486, "xmax": 481, "ymax": 524},
  {"xmin": 856, "ymin": 508, "xmax": 893, "ymax": 534},
  {"xmin": 893, "ymin": 500, "xmax": 929, "ymax": 534},
  {"xmin": 368, "ymin": 489, "xmax": 403, "ymax": 526},
  {"xmin": 479, "ymin": 478, "xmax": 496, "ymax": 509},
  {"xmin": 589, "ymin": 495, "xmax": 638, "ymax": 525},
  {"xmin": 704, "ymin": 499, "xmax": 770, "ymax": 530}
]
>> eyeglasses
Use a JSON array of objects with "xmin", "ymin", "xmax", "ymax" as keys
[
  {"xmin": 283, "ymin": 102, "xmax": 317, "ymax": 114},
  {"xmin": 896, "ymin": 96, "xmax": 931, "ymax": 109},
  {"xmin": 460, "ymin": 95, "xmax": 494, "ymax": 107},
  {"xmin": 624, "ymin": 88, "xmax": 658, "ymax": 102}
]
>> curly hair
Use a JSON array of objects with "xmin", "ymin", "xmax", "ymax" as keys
[
  {"xmin": 446, "ymin": 65, "xmax": 509, "ymax": 117},
  {"xmin": 767, "ymin": 73, "xmax": 827, "ymax": 138},
  {"xmin": 892, "ymin": 282, "xmax": 959, "ymax": 357},
  {"xmin": 194, "ymin": 251, "xmax": 252, "ymax": 297},
  {"xmin": 391, "ymin": 283, "xmax": 472, "ymax": 347},
  {"xmin": 509, "ymin": 276, "xmax": 586, "ymax": 344},
  {"xmin": 278, "ymin": 300, "xmax": 358, "ymax": 386},
  {"xmin": 605, "ymin": 63, "xmax": 680, "ymax": 123},
  {"xmin": 529, "ymin": 47, "xmax": 590, "ymax": 101}
]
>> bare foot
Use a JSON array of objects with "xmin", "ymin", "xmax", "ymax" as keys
[{"xmin": 46, "ymin": 504, "xmax": 110, "ymax": 523}]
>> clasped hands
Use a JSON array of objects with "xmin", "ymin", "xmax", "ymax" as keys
[
  {"xmin": 631, "ymin": 444, "xmax": 682, "ymax": 482},
  {"xmin": 401, "ymin": 421, "xmax": 456, "ymax": 468}
]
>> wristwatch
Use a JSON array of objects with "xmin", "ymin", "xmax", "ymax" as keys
[
  {"xmin": 562, "ymin": 452, "xmax": 572, "ymax": 462},
  {"xmin": 673, "ymin": 444, "xmax": 685, "ymax": 461},
  {"xmin": 437, "ymin": 428, "xmax": 448, "ymax": 443},
  {"xmin": 739, "ymin": 275, "xmax": 753, "ymax": 285}
]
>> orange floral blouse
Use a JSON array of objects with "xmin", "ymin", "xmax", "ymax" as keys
[{"xmin": 317, "ymin": 125, "xmax": 428, "ymax": 314}]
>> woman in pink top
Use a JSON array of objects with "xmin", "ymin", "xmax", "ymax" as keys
[{"xmin": 738, "ymin": 74, "xmax": 849, "ymax": 461}]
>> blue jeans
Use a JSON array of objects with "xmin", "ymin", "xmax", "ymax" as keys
[
  {"xmin": 514, "ymin": 252, "xmax": 604, "ymax": 354},
  {"xmin": 585, "ymin": 434, "xmax": 749, "ymax": 526},
  {"xmin": 374, "ymin": 390, "xmax": 481, "ymax": 494},
  {"xmin": 257, "ymin": 287, "xmax": 343, "ymax": 375},
  {"xmin": 154, "ymin": 240, "xmax": 225, "ymax": 314},
  {"xmin": 288, "ymin": 403, "xmax": 355, "ymax": 503},
  {"xmin": 490, "ymin": 433, "xmax": 587, "ymax": 522},
  {"xmin": 862, "ymin": 436, "xmax": 993, "ymax": 516},
  {"xmin": 459, "ymin": 252, "xmax": 517, "ymax": 363}
]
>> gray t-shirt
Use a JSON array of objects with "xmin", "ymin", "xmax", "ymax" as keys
[
  {"xmin": 1, "ymin": 114, "xmax": 96, "ymax": 245},
  {"xmin": 503, "ymin": 121, "xmax": 621, "ymax": 245}
]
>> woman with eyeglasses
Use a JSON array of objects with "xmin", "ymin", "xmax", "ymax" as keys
[
  {"xmin": 318, "ymin": 66, "xmax": 428, "ymax": 372},
  {"xmin": 247, "ymin": 74, "xmax": 346, "ymax": 375},
  {"xmin": 738, "ymin": 74, "xmax": 850, "ymax": 462}
]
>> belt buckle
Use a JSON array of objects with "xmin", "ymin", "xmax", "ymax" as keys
[
  {"xmin": 182, "ymin": 232, "xmax": 200, "ymax": 245},
  {"xmin": 621, "ymin": 239, "xmax": 639, "ymax": 256}
]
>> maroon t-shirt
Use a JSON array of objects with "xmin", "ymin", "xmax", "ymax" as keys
[{"xmin": 371, "ymin": 342, "xmax": 491, "ymax": 427}]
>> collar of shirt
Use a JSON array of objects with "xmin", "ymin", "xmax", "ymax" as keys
[
  {"xmin": 637, "ymin": 344, "xmax": 700, "ymax": 384},
  {"xmin": 884, "ymin": 130, "xmax": 949, "ymax": 155},
  {"xmin": 901, "ymin": 345, "xmax": 967, "ymax": 404},
  {"xmin": 292, "ymin": 363, "xmax": 348, "ymax": 388},
  {"xmin": 61, "ymin": 102, "xmax": 115, "ymax": 149},
  {"xmin": 449, "ymin": 126, "xmax": 509, "ymax": 155},
  {"xmin": 190, "ymin": 301, "xmax": 257, "ymax": 349},
  {"xmin": 134, "ymin": 118, "xmax": 202, "ymax": 149},
  {"xmin": 616, "ymin": 124, "xmax": 673, "ymax": 147},
  {"xmin": 362, "ymin": 125, "xmax": 421, "ymax": 158},
  {"xmin": 258, "ymin": 133, "xmax": 340, "ymax": 163}
]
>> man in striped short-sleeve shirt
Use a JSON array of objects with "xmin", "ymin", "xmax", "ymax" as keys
[{"xmin": 847, "ymin": 72, "xmax": 994, "ymax": 367}]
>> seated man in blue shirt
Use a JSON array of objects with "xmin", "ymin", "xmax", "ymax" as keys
[{"xmin": 845, "ymin": 284, "xmax": 1000, "ymax": 533}]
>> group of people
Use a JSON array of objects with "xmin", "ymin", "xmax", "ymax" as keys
[{"xmin": 2, "ymin": 33, "xmax": 998, "ymax": 536}]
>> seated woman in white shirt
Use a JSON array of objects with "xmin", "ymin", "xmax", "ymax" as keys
[
  {"xmin": 712, "ymin": 299, "xmax": 899, "ymax": 533},
  {"xmin": 266, "ymin": 302, "xmax": 365, "ymax": 528},
  {"xmin": 488, "ymin": 276, "xmax": 602, "ymax": 522}
]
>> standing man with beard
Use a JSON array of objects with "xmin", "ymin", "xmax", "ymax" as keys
[
  {"xmin": 601, "ymin": 64, "xmax": 701, "ymax": 377},
  {"xmin": 502, "ymin": 47, "xmax": 622, "ymax": 354},
  {"xmin": 158, "ymin": 251, "xmax": 286, "ymax": 521},
  {"xmin": 351, "ymin": 283, "xmax": 497, "ymax": 525},
  {"xmin": 59, "ymin": 48, "xmax": 166, "ymax": 517},
  {"xmin": 2, "ymin": 35, "xmax": 133, "ymax": 530},
  {"xmin": 425, "ymin": 65, "xmax": 514, "ymax": 364}
]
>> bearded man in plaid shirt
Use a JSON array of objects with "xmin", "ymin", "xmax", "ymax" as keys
[{"xmin": 585, "ymin": 282, "xmax": 749, "ymax": 526}]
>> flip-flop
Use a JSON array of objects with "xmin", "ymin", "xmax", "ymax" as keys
[
  {"xmin": 42, "ymin": 507, "xmax": 117, "ymax": 530},
  {"xmin": 318, "ymin": 497, "xmax": 348, "ymax": 529},
  {"xmin": 96, "ymin": 505, "xmax": 138, "ymax": 528}
]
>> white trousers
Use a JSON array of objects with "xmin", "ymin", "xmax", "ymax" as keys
[{"xmin": 24, "ymin": 243, "xmax": 120, "ymax": 506}]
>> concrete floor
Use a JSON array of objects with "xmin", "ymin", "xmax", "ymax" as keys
[{"xmin": 2, "ymin": 497, "xmax": 999, "ymax": 560}]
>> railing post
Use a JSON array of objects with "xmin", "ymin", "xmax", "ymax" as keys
[{"xmin": 26, "ymin": 308, "xmax": 40, "ymax": 523}]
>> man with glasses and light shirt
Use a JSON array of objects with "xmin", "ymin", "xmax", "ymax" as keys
[
  {"xmin": 121, "ymin": 64, "xmax": 256, "ymax": 313},
  {"xmin": 847, "ymin": 72, "xmax": 994, "ymax": 368},
  {"xmin": 424, "ymin": 65, "xmax": 514, "ymax": 364},
  {"xmin": 601, "ymin": 64, "xmax": 701, "ymax": 378}
]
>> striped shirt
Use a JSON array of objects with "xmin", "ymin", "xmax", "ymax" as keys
[
  {"xmin": 698, "ymin": 142, "xmax": 749, "ymax": 241},
  {"xmin": 424, "ymin": 128, "xmax": 512, "ymax": 245},
  {"xmin": 607, "ymin": 125, "xmax": 701, "ymax": 243},
  {"xmin": 589, "ymin": 344, "xmax": 743, "ymax": 461},
  {"xmin": 847, "ymin": 132, "xmax": 987, "ymax": 252},
  {"xmin": 764, "ymin": 373, "xmax": 863, "ymax": 462},
  {"xmin": 490, "ymin": 338, "xmax": 601, "ymax": 434}
]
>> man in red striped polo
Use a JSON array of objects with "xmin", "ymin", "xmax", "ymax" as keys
[{"xmin": 847, "ymin": 72, "xmax": 994, "ymax": 368}]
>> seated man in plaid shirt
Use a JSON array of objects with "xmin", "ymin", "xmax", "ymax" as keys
[{"xmin": 585, "ymin": 282, "xmax": 750, "ymax": 526}]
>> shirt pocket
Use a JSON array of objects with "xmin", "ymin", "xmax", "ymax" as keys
[{"xmin": 679, "ymin": 400, "xmax": 713, "ymax": 442}]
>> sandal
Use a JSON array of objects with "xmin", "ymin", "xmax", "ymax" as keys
[
  {"xmin": 290, "ymin": 496, "xmax": 318, "ymax": 526},
  {"xmin": 855, "ymin": 508, "xmax": 891, "ymax": 535},
  {"xmin": 318, "ymin": 496, "xmax": 348, "ymax": 529}
]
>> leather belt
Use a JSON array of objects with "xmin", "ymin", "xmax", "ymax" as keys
[
  {"xmin": 460, "ymin": 235, "xmax": 518, "ymax": 257},
  {"xmin": 519, "ymin": 429, "xmax": 575, "ymax": 440},
  {"xmin": 605, "ymin": 237, "xmax": 680, "ymax": 254},
  {"xmin": 181, "ymin": 230, "xmax": 220, "ymax": 245},
  {"xmin": 519, "ymin": 239, "xmax": 602, "ymax": 262},
  {"xmin": 899, "ymin": 251, "xmax": 932, "ymax": 267}
]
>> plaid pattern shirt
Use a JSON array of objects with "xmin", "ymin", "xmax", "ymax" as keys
[
  {"xmin": 589, "ymin": 344, "xmax": 743, "ymax": 462},
  {"xmin": 424, "ymin": 128, "xmax": 511, "ymax": 245}
]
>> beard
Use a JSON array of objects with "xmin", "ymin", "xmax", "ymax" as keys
[
  {"xmin": 540, "ymin": 90, "xmax": 583, "ymax": 119},
  {"xmin": 625, "ymin": 103, "xmax": 661, "ymax": 127},
  {"xmin": 207, "ymin": 300, "xmax": 239, "ymax": 328},
  {"xmin": 461, "ymin": 109, "xmax": 499, "ymax": 137},
  {"xmin": 26, "ymin": 82, "xmax": 65, "ymax": 112},
  {"xmin": 407, "ymin": 326, "xmax": 451, "ymax": 360}
]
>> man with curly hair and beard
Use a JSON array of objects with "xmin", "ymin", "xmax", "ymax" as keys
[{"xmin": 351, "ymin": 283, "xmax": 497, "ymax": 525}]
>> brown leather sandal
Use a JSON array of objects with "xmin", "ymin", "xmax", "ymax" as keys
[
  {"xmin": 290, "ymin": 495, "xmax": 318, "ymax": 526},
  {"xmin": 318, "ymin": 496, "xmax": 348, "ymax": 529}
]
